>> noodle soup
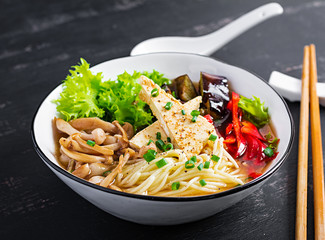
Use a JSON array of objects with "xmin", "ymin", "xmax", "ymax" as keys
[{"xmin": 53, "ymin": 59, "xmax": 279, "ymax": 197}]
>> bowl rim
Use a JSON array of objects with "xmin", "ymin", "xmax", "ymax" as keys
[{"xmin": 31, "ymin": 52, "xmax": 295, "ymax": 202}]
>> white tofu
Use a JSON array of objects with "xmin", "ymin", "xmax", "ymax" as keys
[
  {"xmin": 137, "ymin": 76, "xmax": 216, "ymax": 157},
  {"xmin": 130, "ymin": 121, "xmax": 165, "ymax": 150},
  {"xmin": 130, "ymin": 96, "xmax": 202, "ymax": 150}
]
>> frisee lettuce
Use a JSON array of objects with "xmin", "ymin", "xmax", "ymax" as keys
[
  {"xmin": 142, "ymin": 70, "xmax": 171, "ymax": 86},
  {"xmin": 238, "ymin": 96, "xmax": 269, "ymax": 128},
  {"xmin": 53, "ymin": 58, "xmax": 105, "ymax": 121},
  {"xmin": 97, "ymin": 71, "xmax": 153, "ymax": 130},
  {"xmin": 265, "ymin": 132, "xmax": 279, "ymax": 150},
  {"xmin": 54, "ymin": 58, "xmax": 169, "ymax": 130}
]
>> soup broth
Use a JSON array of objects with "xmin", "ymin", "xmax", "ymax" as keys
[{"xmin": 52, "ymin": 61, "xmax": 279, "ymax": 197}]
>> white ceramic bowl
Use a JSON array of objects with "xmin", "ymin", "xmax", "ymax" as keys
[{"xmin": 31, "ymin": 53, "xmax": 294, "ymax": 225}]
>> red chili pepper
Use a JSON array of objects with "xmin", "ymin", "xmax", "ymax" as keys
[
  {"xmin": 241, "ymin": 121, "xmax": 264, "ymax": 141},
  {"xmin": 242, "ymin": 133, "xmax": 269, "ymax": 169},
  {"xmin": 264, "ymin": 151, "xmax": 279, "ymax": 162},
  {"xmin": 227, "ymin": 92, "xmax": 277, "ymax": 170},
  {"xmin": 227, "ymin": 100, "xmax": 233, "ymax": 110},
  {"xmin": 232, "ymin": 92, "xmax": 246, "ymax": 157},
  {"xmin": 244, "ymin": 134, "xmax": 261, "ymax": 160},
  {"xmin": 225, "ymin": 123, "xmax": 233, "ymax": 135},
  {"xmin": 225, "ymin": 143, "xmax": 237, "ymax": 156},
  {"xmin": 248, "ymin": 172, "xmax": 262, "ymax": 179},
  {"xmin": 223, "ymin": 134, "xmax": 236, "ymax": 144},
  {"xmin": 203, "ymin": 114, "xmax": 213, "ymax": 124},
  {"xmin": 238, "ymin": 109, "xmax": 243, "ymax": 122}
]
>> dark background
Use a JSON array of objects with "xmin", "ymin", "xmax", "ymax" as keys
[{"xmin": 1, "ymin": 0, "xmax": 325, "ymax": 239}]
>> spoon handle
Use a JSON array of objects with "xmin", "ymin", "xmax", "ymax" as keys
[
  {"xmin": 198, "ymin": 3, "xmax": 283, "ymax": 55},
  {"xmin": 130, "ymin": 3, "xmax": 283, "ymax": 56}
]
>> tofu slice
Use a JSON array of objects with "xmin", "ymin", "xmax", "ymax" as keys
[
  {"xmin": 130, "ymin": 96, "xmax": 202, "ymax": 150},
  {"xmin": 137, "ymin": 76, "xmax": 216, "ymax": 157}
]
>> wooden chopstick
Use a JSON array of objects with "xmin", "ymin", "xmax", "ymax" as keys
[
  {"xmin": 309, "ymin": 44, "xmax": 325, "ymax": 240},
  {"xmin": 295, "ymin": 45, "xmax": 310, "ymax": 240}
]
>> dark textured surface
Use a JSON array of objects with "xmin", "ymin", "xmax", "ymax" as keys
[{"xmin": 1, "ymin": 0, "xmax": 325, "ymax": 239}]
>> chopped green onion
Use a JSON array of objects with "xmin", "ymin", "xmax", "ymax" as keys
[
  {"xmin": 209, "ymin": 134, "xmax": 217, "ymax": 141},
  {"xmin": 244, "ymin": 177, "xmax": 254, "ymax": 182},
  {"xmin": 235, "ymin": 184, "xmax": 242, "ymax": 187},
  {"xmin": 197, "ymin": 163, "xmax": 203, "ymax": 171},
  {"xmin": 167, "ymin": 137, "xmax": 171, "ymax": 143},
  {"xmin": 191, "ymin": 116, "xmax": 197, "ymax": 122},
  {"xmin": 171, "ymin": 181, "xmax": 180, "ymax": 190},
  {"xmin": 265, "ymin": 132, "xmax": 272, "ymax": 141},
  {"xmin": 156, "ymin": 132, "xmax": 161, "ymax": 140},
  {"xmin": 263, "ymin": 147, "xmax": 274, "ymax": 157},
  {"xmin": 181, "ymin": 109, "xmax": 186, "ymax": 115},
  {"xmin": 211, "ymin": 155, "xmax": 220, "ymax": 162},
  {"xmin": 191, "ymin": 110, "xmax": 200, "ymax": 117},
  {"xmin": 190, "ymin": 156, "xmax": 197, "ymax": 162},
  {"xmin": 268, "ymin": 138, "xmax": 279, "ymax": 150},
  {"xmin": 87, "ymin": 140, "xmax": 95, "ymax": 147},
  {"xmin": 203, "ymin": 161, "xmax": 210, "ymax": 169},
  {"xmin": 147, "ymin": 139, "xmax": 154, "ymax": 145},
  {"xmin": 151, "ymin": 88, "xmax": 159, "ymax": 97},
  {"xmin": 165, "ymin": 102, "xmax": 173, "ymax": 110},
  {"xmin": 155, "ymin": 139, "xmax": 165, "ymax": 151},
  {"xmin": 185, "ymin": 160, "xmax": 195, "ymax": 169},
  {"xmin": 156, "ymin": 158, "xmax": 168, "ymax": 168},
  {"xmin": 172, "ymin": 91, "xmax": 176, "ymax": 98},
  {"xmin": 102, "ymin": 170, "xmax": 111, "ymax": 176},
  {"xmin": 163, "ymin": 143, "xmax": 173, "ymax": 151},
  {"xmin": 143, "ymin": 149, "xmax": 157, "ymax": 162},
  {"xmin": 199, "ymin": 179, "xmax": 207, "ymax": 186}
]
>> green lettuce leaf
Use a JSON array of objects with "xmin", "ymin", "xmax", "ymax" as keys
[
  {"xmin": 238, "ymin": 96, "xmax": 269, "ymax": 128},
  {"xmin": 53, "ymin": 58, "xmax": 105, "ymax": 121},
  {"xmin": 97, "ymin": 71, "xmax": 153, "ymax": 130},
  {"xmin": 142, "ymin": 69, "xmax": 171, "ymax": 86},
  {"xmin": 54, "ymin": 59, "xmax": 169, "ymax": 131}
]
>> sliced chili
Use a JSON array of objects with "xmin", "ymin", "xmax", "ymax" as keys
[
  {"xmin": 203, "ymin": 114, "xmax": 213, "ymax": 124},
  {"xmin": 232, "ymin": 92, "xmax": 246, "ymax": 157},
  {"xmin": 241, "ymin": 121, "xmax": 264, "ymax": 140}
]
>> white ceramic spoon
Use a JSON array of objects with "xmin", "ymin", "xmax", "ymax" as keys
[
  {"xmin": 269, "ymin": 71, "xmax": 325, "ymax": 106},
  {"xmin": 130, "ymin": 3, "xmax": 283, "ymax": 56}
]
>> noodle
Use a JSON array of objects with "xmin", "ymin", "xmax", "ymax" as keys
[
  {"xmin": 57, "ymin": 110, "xmax": 268, "ymax": 197},
  {"xmin": 56, "ymin": 116, "xmax": 246, "ymax": 196},
  {"xmin": 114, "ymin": 140, "xmax": 244, "ymax": 196}
]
